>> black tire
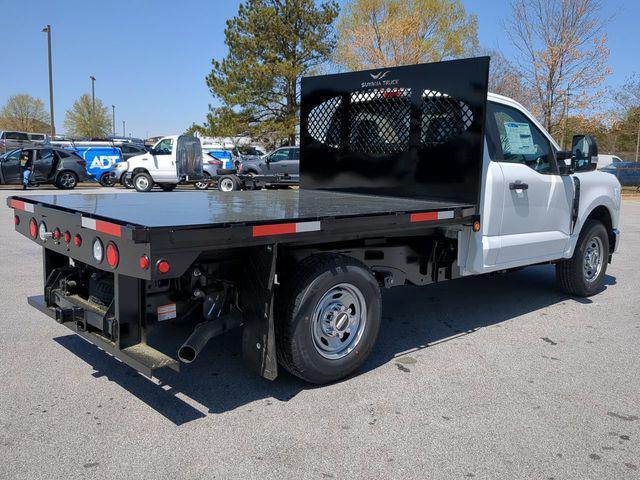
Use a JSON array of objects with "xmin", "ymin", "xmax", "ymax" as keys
[
  {"xmin": 556, "ymin": 219, "xmax": 609, "ymax": 297},
  {"xmin": 194, "ymin": 173, "xmax": 211, "ymax": 190},
  {"xmin": 217, "ymin": 174, "xmax": 240, "ymax": 192},
  {"xmin": 133, "ymin": 172, "xmax": 154, "ymax": 192},
  {"xmin": 276, "ymin": 254, "xmax": 381, "ymax": 384},
  {"xmin": 99, "ymin": 173, "xmax": 114, "ymax": 187},
  {"xmin": 159, "ymin": 183, "xmax": 176, "ymax": 191},
  {"xmin": 55, "ymin": 171, "xmax": 78, "ymax": 190},
  {"xmin": 121, "ymin": 174, "xmax": 133, "ymax": 189},
  {"xmin": 217, "ymin": 168, "xmax": 237, "ymax": 175}
]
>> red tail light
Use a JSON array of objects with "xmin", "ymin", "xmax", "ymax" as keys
[
  {"xmin": 77, "ymin": 160, "xmax": 87, "ymax": 167},
  {"xmin": 53, "ymin": 228, "xmax": 61, "ymax": 240},
  {"xmin": 29, "ymin": 218, "xmax": 37, "ymax": 238},
  {"xmin": 106, "ymin": 242, "xmax": 119, "ymax": 268},
  {"xmin": 64, "ymin": 231, "xmax": 71, "ymax": 243},
  {"xmin": 139, "ymin": 255, "xmax": 150, "ymax": 270},
  {"xmin": 74, "ymin": 234, "xmax": 82, "ymax": 247},
  {"xmin": 157, "ymin": 259, "xmax": 170, "ymax": 274},
  {"xmin": 14, "ymin": 215, "xmax": 20, "ymax": 226},
  {"xmin": 207, "ymin": 160, "xmax": 222, "ymax": 166}
]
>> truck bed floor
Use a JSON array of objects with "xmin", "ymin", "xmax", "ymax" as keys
[{"xmin": 15, "ymin": 190, "xmax": 474, "ymax": 229}]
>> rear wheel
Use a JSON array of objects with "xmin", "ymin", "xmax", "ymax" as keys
[
  {"xmin": 122, "ymin": 174, "xmax": 133, "ymax": 189},
  {"xmin": 276, "ymin": 254, "xmax": 381, "ymax": 384},
  {"xmin": 218, "ymin": 175, "xmax": 240, "ymax": 192},
  {"xmin": 194, "ymin": 173, "xmax": 211, "ymax": 190},
  {"xmin": 133, "ymin": 172, "xmax": 154, "ymax": 192},
  {"xmin": 556, "ymin": 219, "xmax": 609, "ymax": 297},
  {"xmin": 55, "ymin": 171, "xmax": 78, "ymax": 190}
]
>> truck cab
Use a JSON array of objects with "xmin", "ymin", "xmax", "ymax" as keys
[
  {"xmin": 124, "ymin": 135, "xmax": 203, "ymax": 191},
  {"xmin": 464, "ymin": 92, "xmax": 621, "ymax": 275}
]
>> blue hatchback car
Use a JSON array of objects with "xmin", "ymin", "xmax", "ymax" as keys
[{"xmin": 600, "ymin": 162, "xmax": 640, "ymax": 186}]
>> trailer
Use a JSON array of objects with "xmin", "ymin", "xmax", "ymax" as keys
[{"xmin": 7, "ymin": 57, "xmax": 621, "ymax": 384}]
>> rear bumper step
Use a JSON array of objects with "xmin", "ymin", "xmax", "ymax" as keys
[{"xmin": 28, "ymin": 295, "xmax": 179, "ymax": 377}]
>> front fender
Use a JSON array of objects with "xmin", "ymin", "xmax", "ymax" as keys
[{"xmin": 564, "ymin": 171, "xmax": 621, "ymax": 257}]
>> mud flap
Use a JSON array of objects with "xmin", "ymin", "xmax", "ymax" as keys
[{"xmin": 240, "ymin": 245, "xmax": 278, "ymax": 380}]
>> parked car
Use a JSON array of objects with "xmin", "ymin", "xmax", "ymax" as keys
[
  {"xmin": 1, "ymin": 131, "xmax": 31, "ymax": 153},
  {"xmin": 601, "ymin": 161, "xmax": 640, "ymax": 186},
  {"xmin": 597, "ymin": 154, "xmax": 623, "ymax": 170},
  {"xmin": 193, "ymin": 152, "xmax": 224, "ymax": 190},
  {"xmin": 0, "ymin": 147, "xmax": 90, "ymax": 189},
  {"xmin": 238, "ymin": 146, "xmax": 299, "ymax": 177}
]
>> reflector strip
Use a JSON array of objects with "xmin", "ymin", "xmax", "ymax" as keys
[
  {"xmin": 81, "ymin": 217, "xmax": 122, "ymax": 237},
  {"xmin": 410, "ymin": 210, "xmax": 455, "ymax": 223},
  {"xmin": 253, "ymin": 220, "xmax": 321, "ymax": 237},
  {"xmin": 9, "ymin": 199, "xmax": 34, "ymax": 213}
]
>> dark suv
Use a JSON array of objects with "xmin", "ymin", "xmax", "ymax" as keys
[
  {"xmin": 238, "ymin": 146, "xmax": 299, "ymax": 178},
  {"xmin": 0, "ymin": 147, "xmax": 90, "ymax": 189}
]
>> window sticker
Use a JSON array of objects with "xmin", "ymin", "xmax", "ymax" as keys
[{"xmin": 503, "ymin": 121, "xmax": 537, "ymax": 155}]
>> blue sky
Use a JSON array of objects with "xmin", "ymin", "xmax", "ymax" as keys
[{"xmin": 0, "ymin": 0, "xmax": 637, "ymax": 137}]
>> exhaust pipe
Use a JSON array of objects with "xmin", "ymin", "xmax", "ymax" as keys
[
  {"xmin": 178, "ymin": 321, "xmax": 225, "ymax": 363},
  {"xmin": 178, "ymin": 288, "xmax": 241, "ymax": 363}
]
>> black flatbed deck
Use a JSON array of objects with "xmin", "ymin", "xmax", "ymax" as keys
[{"xmin": 12, "ymin": 190, "xmax": 474, "ymax": 230}]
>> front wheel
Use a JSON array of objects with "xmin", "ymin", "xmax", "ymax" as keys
[
  {"xmin": 276, "ymin": 254, "xmax": 381, "ymax": 384},
  {"xmin": 556, "ymin": 219, "xmax": 609, "ymax": 297},
  {"xmin": 133, "ymin": 172, "xmax": 154, "ymax": 192},
  {"xmin": 55, "ymin": 171, "xmax": 78, "ymax": 189},
  {"xmin": 122, "ymin": 174, "xmax": 133, "ymax": 189}
]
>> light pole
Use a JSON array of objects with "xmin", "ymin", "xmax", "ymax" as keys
[
  {"xmin": 41, "ymin": 25, "xmax": 55, "ymax": 138},
  {"xmin": 111, "ymin": 105, "xmax": 116, "ymax": 136},
  {"xmin": 122, "ymin": 120, "xmax": 126, "ymax": 137},
  {"xmin": 89, "ymin": 76, "xmax": 96, "ymax": 138}
]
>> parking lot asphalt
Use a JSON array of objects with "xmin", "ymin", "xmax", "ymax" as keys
[{"xmin": 0, "ymin": 186, "xmax": 638, "ymax": 480}]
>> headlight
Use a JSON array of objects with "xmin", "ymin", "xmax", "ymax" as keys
[{"xmin": 92, "ymin": 238, "xmax": 104, "ymax": 263}]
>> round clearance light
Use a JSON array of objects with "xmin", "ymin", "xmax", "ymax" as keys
[
  {"xmin": 74, "ymin": 234, "xmax": 82, "ymax": 247},
  {"xmin": 64, "ymin": 231, "xmax": 71, "ymax": 243},
  {"xmin": 29, "ymin": 218, "xmax": 37, "ymax": 238},
  {"xmin": 157, "ymin": 259, "xmax": 170, "ymax": 274},
  {"xmin": 38, "ymin": 222, "xmax": 48, "ymax": 241},
  {"xmin": 53, "ymin": 228, "xmax": 61, "ymax": 241},
  {"xmin": 92, "ymin": 238, "xmax": 104, "ymax": 263},
  {"xmin": 139, "ymin": 255, "xmax": 150, "ymax": 270},
  {"xmin": 14, "ymin": 215, "xmax": 20, "ymax": 226},
  {"xmin": 106, "ymin": 242, "xmax": 119, "ymax": 268}
]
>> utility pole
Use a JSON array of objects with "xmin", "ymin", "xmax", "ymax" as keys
[
  {"xmin": 112, "ymin": 105, "xmax": 116, "ymax": 136},
  {"xmin": 562, "ymin": 89, "xmax": 571, "ymax": 150},
  {"xmin": 42, "ymin": 25, "xmax": 55, "ymax": 138},
  {"xmin": 89, "ymin": 76, "xmax": 96, "ymax": 138},
  {"xmin": 636, "ymin": 115, "xmax": 640, "ymax": 162}
]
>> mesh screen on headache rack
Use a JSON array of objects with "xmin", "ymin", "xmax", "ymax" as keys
[{"xmin": 300, "ymin": 57, "xmax": 490, "ymax": 204}]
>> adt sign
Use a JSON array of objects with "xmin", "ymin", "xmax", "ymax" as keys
[{"xmin": 68, "ymin": 147, "xmax": 123, "ymax": 180}]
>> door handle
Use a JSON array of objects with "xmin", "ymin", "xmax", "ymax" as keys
[{"xmin": 509, "ymin": 181, "xmax": 529, "ymax": 190}]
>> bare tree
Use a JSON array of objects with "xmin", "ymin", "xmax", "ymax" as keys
[
  {"xmin": 611, "ymin": 74, "xmax": 640, "ymax": 160},
  {"xmin": 506, "ymin": 0, "xmax": 611, "ymax": 132}
]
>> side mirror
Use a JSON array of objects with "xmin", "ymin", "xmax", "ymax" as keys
[
  {"xmin": 556, "ymin": 150, "xmax": 575, "ymax": 175},
  {"xmin": 571, "ymin": 134, "xmax": 598, "ymax": 172},
  {"xmin": 148, "ymin": 148, "xmax": 156, "ymax": 155}
]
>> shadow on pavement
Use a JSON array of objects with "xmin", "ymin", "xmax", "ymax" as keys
[{"xmin": 53, "ymin": 264, "xmax": 616, "ymax": 425}]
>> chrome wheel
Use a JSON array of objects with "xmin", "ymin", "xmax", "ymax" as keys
[
  {"xmin": 219, "ymin": 178, "xmax": 234, "ymax": 192},
  {"xmin": 59, "ymin": 172, "xmax": 77, "ymax": 188},
  {"xmin": 135, "ymin": 175, "xmax": 150, "ymax": 190},
  {"xmin": 311, "ymin": 283, "xmax": 367, "ymax": 360},
  {"xmin": 583, "ymin": 236, "xmax": 604, "ymax": 282}
]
